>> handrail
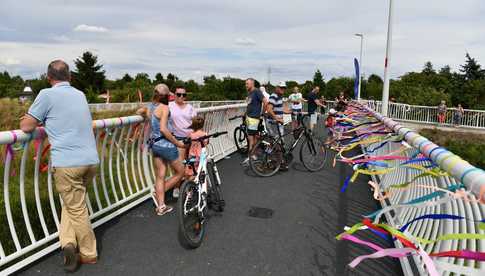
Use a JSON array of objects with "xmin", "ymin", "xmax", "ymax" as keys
[
  {"xmin": 363, "ymin": 105, "xmax": 485, "ymax": 201},
  {"xmin": 88, "ymin": 100, "xmax": 246, "ymax": 112},
  {"xmin": 0, "ymin": 103, "xmax": 246, "ymax": 274},
  {"xmin": 356, "ymin": 102, "xmax": 485, "ymax": 275},
  {"xmin": 359, "ymin": 100, "xmax": 485, "ymax": 129}
]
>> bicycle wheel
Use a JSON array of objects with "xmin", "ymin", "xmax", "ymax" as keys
[
  {"xmin": 249, "ymin": 136, "xmax": 283, "ymax": 177},
  {"xmin": 177, "ymin": 180, "xmax": 205, "ymax": 249},
  {"xmin": 207, "ymin": 159, "xmax": 225, "ymax": 212},
  {"xmin": 299, "ymin": 136, "xmax": 327, "ymax": 172},
  {"xmin": 233, "ymin": 126, "xmax": 249, "ymax": 154}
]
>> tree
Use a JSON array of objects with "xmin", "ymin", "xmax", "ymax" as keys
[
  {"xmin": 154, "ymin": 73, "xmax": 164, "ymax": 84},
  {"xmin": 28, "ymin": 74, "xmax": 50, "ymax": 96},
  {"xmin": 71, "ymin": 51, "xmax": 106, "ymax": 93},
  {"xmin": 134, "ymin": 73, "xmax": 151, "ymax": 83},
  {"xmin": 460, "ymin": 53, "xmax": 484, "ymax": 81},
  {"xmin": 121, "ymin": 73, "xmax": 133, "ymax": 83},
  {"xmin": 439, "ymin": 65, "xmax": 452, "ymax": 78},
  {"xmin": 0, "ymin": 71, "xmax": 24, "ymax": 98},
  {"xmin": 422, "ymin": 61, "xmax": 436, "ymax": 75},
  {"xmin": 368, "ymin": 74, "xmax": 383, "ymax": 84},
  {"xmin": 165, "ymin": 73, "xmax": 179, "ymax": 91},
  {"xmin": 313, "ymin": 69, "xmax": 325, "ymax": 92},
  {"xmin": 222, "ymin": 77, "xmax": 246, "ymax": 100}
]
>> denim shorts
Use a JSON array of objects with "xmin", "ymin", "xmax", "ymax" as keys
[{"xmin": 152, "ymin": 144, "xmax": 179, "ymax": 162}]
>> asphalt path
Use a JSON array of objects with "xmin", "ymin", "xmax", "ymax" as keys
[{"xmin": 18, "ymin": 138, "xmax": 403, "ymax": 276}]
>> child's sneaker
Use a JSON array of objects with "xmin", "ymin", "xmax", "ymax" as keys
[{"xmin": 173, "ymin": 188, "xmax": 180, "ymax": 198}]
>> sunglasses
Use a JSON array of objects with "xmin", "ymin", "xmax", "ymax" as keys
[{"xmin": 176, "ymin": 93, "xmax": 187, "ymax": 98}]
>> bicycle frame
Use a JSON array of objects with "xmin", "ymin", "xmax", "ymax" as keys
[
  {"xmin": 272, "ymin": 119, "xmax": 310, "ymax": 155},
  {"xmin": 183, "ymin": 146, "xmax": 210, "ymax": 216}
]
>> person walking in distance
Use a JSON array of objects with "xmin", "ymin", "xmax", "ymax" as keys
[
  {"xmin": 242, "ymin": 78, "xmax": 268, "ymax": 165},
  {"xmin": 288, "ymin": 86, "xmax": 304, "ymax": 129},
  {"xmin": 20, "ymin": 60, "xmax": 99, "ymax": 272},
  {"xmin": 453, "ymin": 103, "xmax": 464, "ymax": 127},
  {"xmin": 437, "ymin": 100, "xmax": 447, "ymax": 125}
]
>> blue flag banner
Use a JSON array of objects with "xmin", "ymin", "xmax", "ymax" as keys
[{"xmin": 354, "ymin": 58, "xmax": 360, "ymax": 100}]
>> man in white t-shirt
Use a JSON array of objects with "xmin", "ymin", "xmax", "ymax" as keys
[{"xmin": 288, "ymin": 86, "xmax": 304, "ymax": 128}]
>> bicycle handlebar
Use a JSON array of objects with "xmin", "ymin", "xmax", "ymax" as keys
[
  {"xmin": 182, "ymin": 131, "xmax": 228, "ymax": 145},
  {"xmin": 228, "ymin": 115, "xmax": 245, "ymax": 121}
]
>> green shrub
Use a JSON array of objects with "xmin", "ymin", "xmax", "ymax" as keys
[{"xmin": 420, "ymin": 129, "xmax": 485, "ymax": 169}]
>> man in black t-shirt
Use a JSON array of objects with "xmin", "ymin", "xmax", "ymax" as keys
[
  {"xmin": 306, "ymin": 86, "xmax": 325, "ymax": 131},
  {"xmin": 242, "ymin": 78, "xmax": 268, "ymax": 165}
]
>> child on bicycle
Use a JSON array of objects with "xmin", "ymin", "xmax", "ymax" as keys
[
  {"xmin": 185, "ymin": 116, "xmax": 208, "ymax": 179},
  {"xmin": 325, "ymin": 108, "xmax": 337, "ymax": 145}
]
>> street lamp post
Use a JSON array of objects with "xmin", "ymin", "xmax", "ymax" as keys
[
  {"xmin": 355, "ymin": 33, "xmax": 364, "ymax": 101},
  {"xmin": 382, "ymin": 0, "xmax": 394, "ymax": 116}
]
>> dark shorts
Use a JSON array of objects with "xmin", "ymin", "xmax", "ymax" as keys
[
  {"xmin": 152, "ymin": 144, "xmax": 179, "ymax": 162},
  {"xmin": 291, "ymin": 109, "xmax": 302, "ymax": 121}
]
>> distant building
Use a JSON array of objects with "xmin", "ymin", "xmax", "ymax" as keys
[{"xmin": 19, "ymin": 86, "xmax": 33, "ymax": 103}]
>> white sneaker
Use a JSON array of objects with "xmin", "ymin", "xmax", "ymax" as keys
[{"xmin": 173, "ymin": 188, "xmax": 180, "ymax": 198}]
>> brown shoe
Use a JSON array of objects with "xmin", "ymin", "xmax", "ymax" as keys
[
  {"xmin": 62, "ymin": 243, "xmax": 80, "ymax": 272},
  {"xmin": 80, "ymin": 256, "xmax": 97, "ymax": 265}
]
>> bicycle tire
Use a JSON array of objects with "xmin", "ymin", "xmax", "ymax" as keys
[
  {"xmin": 233, "ymin": 126, "xmax": 249, "ymax": 154},
  {"xmin": 207, "ymin": 159, "xmax": 225, "ymax": 212},
  {"xmin": 249, "ymin": 137, "xmax": 283, "ymax": 177},
  {"xmin": 299, "ymin": 136, "xmax": 327, "ymax": 172},
  {"xmin": 177, "ymin": 180, "xmax": 205, "ymax": 249}
]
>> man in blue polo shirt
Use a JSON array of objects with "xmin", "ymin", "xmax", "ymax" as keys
[{"xmin": 20, "ymin": 60, "xmax": 99, "ymax": 272}]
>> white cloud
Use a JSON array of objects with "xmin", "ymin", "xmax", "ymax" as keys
[
  {"xmin": 1, "ymin": 0, "xmax": 485, "ymax": 83},
  {"xmin": 50, "ymin": 35, "xmax": 75, "ymax": 43},
  {"xmin": 235, "ymin": 37, "xmax": 256, "ymax": 46},
  {"xmin": 74, "ymin": 24, "xmax": 109, "ymax": 33},
  {"xmin": 0, "ymin": 57, "xmax": 21, "ymax": 65}
]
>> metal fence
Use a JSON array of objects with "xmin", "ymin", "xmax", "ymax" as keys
[
  {"xmin": 362, "ymin": 104, "xmax": 485, "ymax": 275},
  {"xmin": 360, "ymin": 100, "xmax": 485, "ymax": 129},
  {"xmin": 88, "ymin": 101, "xmax": 246, "ymax": 113},
  {"xmin": 0, "ymin": 103, "xmax": 246, "ymax": 275}
]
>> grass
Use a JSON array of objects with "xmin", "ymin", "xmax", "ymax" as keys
[
  {"xmin": 420, "ymin": 128, "xmax": 485, "ymax": 169},
  {"xmin": 0, "ymin": 98, "xmax": 139, "ymax": 131}
]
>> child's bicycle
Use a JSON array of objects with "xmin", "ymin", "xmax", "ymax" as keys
[{"xmin": 177, "ymin": 131, "xmax": 227, "ymax": 249}]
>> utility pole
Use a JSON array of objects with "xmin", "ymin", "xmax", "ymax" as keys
[{"xmin": 382, "ymin": 0, "xmax": 394, "ymax": 116}]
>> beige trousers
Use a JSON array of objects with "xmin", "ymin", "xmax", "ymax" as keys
[{"xmin": 53, "ymin": 165, "xmax": 97, "ymax": 259}]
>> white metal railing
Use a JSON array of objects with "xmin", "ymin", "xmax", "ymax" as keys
[
  {"xmin": 360, "ymin": 100, "xmax": 485, "ymax": 129},
  {"xmin": 361, "ymin": 104, "xmax": 485, "ymax": 275},
  {"xmin": 88, "ymin": 101, "xmax": 246, "ymax": 112},
  {"xmin": 0, "ymin": 103, "xmax": 246, "ymax": 275}
]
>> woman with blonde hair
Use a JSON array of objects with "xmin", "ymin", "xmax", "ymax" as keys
[{"xmin": 147, "ymin": 84, "xmax": 185, "ymax": 215}]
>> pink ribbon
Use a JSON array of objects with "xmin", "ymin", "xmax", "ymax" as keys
[{"xmin": 342, "ymin": 234, "xmax": 439, "ymax": 276}]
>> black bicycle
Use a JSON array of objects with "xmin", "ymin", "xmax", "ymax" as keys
[
  {"xmin": 228, "ymin": 115, "xmax": 249, "ymax": 154},
  {"xmin": 228, "ymin": 115, "xmax": 265, "ymax": 154},
  {"xmin": 249, "ymin": 114, "xmax": 327, "ymax": 177}
]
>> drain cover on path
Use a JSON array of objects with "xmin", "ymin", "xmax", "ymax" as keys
[{"xmin": 248, "ymin": 206, "xmax": 274, "ymax": 219}]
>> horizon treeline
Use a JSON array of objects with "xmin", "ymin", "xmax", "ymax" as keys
[{"xmin": 1, "ymin": 51, "xmax": 485, "ymax": 109}]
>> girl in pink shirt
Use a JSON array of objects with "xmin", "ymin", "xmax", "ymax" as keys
[{"xmin": 185, "ymin": 116, "xmax": 208, "ymax": 178}]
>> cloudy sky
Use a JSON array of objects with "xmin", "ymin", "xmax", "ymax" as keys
[{"xmin": 1, "ymin": 0, "xmax": 484, "ymax": 83}]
